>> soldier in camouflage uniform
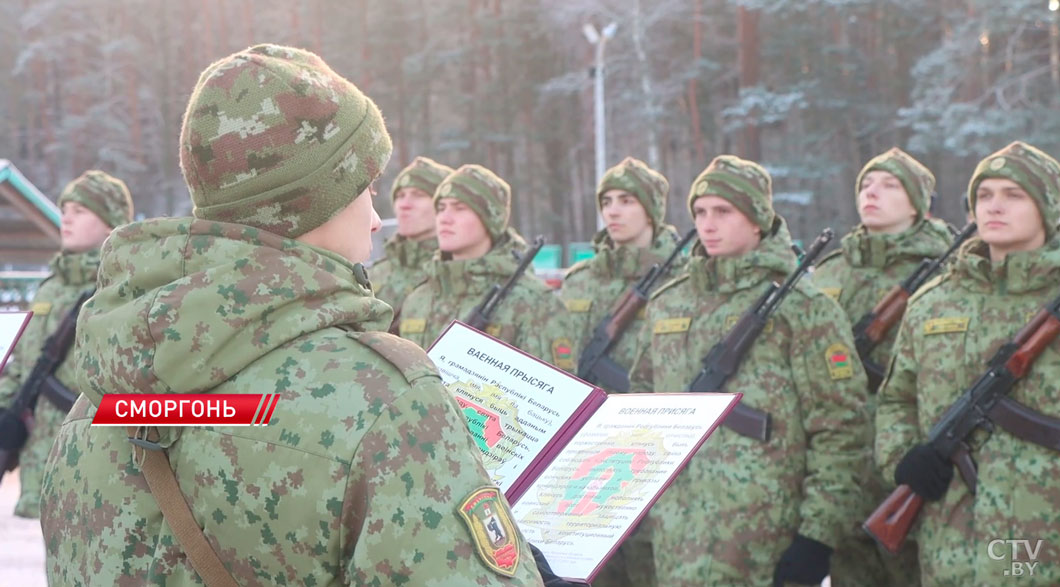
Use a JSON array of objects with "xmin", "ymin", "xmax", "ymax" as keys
[
  {"xmin": 371, "ymin": 156, "xmax": 453, "ymax": 312},
  {"xmin": 877, "ymin": 141, "xmax": 1060, "ymax": 585},
  {"xmin": 558, "ymin": 157, "xmax": 684, "ymax": 587},
  {"xmin": 813, "ymin": 148, "xmax": 952, "ymax": 586},
  {"xmin": 628, "ymin": 155, "xmax": 871, "ymax": 586},
  {"xmin": 38, "ymin": 44, "xmax": 545, "ymax": 586},
  {"xmin": 0, "ymin": 170, "xmax": 133, "ymax": 519},
  {"xmin": 561, "ymin": 156, "xmax": 686, "ymax": 387},
  {"xmin": 399, "ymin": 164, "xmax": 576, "ymax": 371}
]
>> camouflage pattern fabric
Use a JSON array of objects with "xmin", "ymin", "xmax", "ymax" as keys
[
  {"xmin": 558, "ymin": 225, "xmax": 685, "ymax": 587},
  {"xmin": 561, "ymin": 225, "xmax": 687, "ymax": 391},
  {"xmin": 812, "ymin": 217, "xmax": 952, "ymax": 587},
  {"xmin": 434, "ymin": 164, "xmax": 511, "ymax": 242},
  {"xmin": 688, "ymin": 155, "xmax": 775, "ymax": 232},
  {"xmin": 814, "ymin": 217, "xmax": 953, "ymax": 387},
  {"xmin": 876, "ymin": 236, "xmax": 1060, "ymax": 585},
  {"xmin": 596, "ymin": 157, "xmax": 670, "ymax": 228},
  {"xmin": 967, "ymin": 141, "xmax": 1060, "ymax": 239},
  {"xmin": 370, "ymin": 235, "xmax": 438, "ymax": 310},
  {"xmin": 855, "ymin": 147, "xmax": 936, "ymax": 220},
  {"xmin": 57, "ymin": 170, "xmax": 134, "ymax": 228},
  {"xmin": 628, "ymin": 217, "xmax": 871, "ymax": 586},
  {"xmin": 400, "ymin": 228, "xmax": 576, "ymax": 372},
  {"xmin": 390, "ymin": 156, "xmax": 453, "ymax": 201},
  {"xmin": 0, "ymin": 250, "xmax": 97, "ymax": 518},
  {"xmin": 180, "ymin": 44, "xmax": 392, "ymax": 239},
  {"xmin": 39, "ymin": 218, "xmax": 544, "ymax": 586}
]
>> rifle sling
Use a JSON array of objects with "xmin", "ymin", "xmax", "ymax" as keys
[
  {"xmin": 126, "ymin": 426, "xmax": 239, "ymax": 587},
  {"xmin": 41, "ymin": 376, "xmax": 77, "ymax": 412},
  {"xmin": 988, "ymin": 396, "xmax": 1060, "ymax": 453}
]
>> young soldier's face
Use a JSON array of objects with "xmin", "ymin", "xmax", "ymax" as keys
[
  {"xmin": 692, "ymin": 195, "xmax": 761, "ymax": 258},
  {"xmin": 975, "ymin": 177, "xmax": 1047, "ymax": 255},
  {"xmin": 60, "ymin": 202, "xmax": 113, "ymax": 253},
  {"xmin": 600, "ymin": 189, "xmax": 653, "ymax": 247},
  {"xmin": 298, "ymin": 185, "xmax": 382, "ymax": 263},
  {"xmin": 436, "ymin": 197, "xmax": 492, "ymax": 260},
  {"xmin": 857, "ymin": 170, "xmax": 917, "ymax": 234},
  {"xmin": 393, "ymin": 187, "xmax": 436, "ymax": 240}
]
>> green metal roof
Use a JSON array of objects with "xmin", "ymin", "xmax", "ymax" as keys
[{"xmin": 0, "ymin": 159, "xmax": 60, "ymax": 227}]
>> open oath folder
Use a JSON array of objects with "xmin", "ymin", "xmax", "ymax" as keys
[
  {"xmin": 0, "ymin": 311, "xmax": 33, "ymax": 377},
  {"xmin": 427, "ymin": 321, "xmax": 741, "ymax": 584}
]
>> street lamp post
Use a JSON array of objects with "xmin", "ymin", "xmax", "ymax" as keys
[{"xmin": 583, "ymin": 22, "xmax": 618, "ymax": 230}]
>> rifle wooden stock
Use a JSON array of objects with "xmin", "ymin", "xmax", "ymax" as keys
[
  {"xmin": 862, "ymin": 287, "xmax": 910, "ymax": 344},
  {"xmin": 864, "ymin": 290, "xmax": 1060, "ymax": 553},
  {"xmin": 604, "ymin": 291, "xmax": 646, "ymax": 340},
  {"xmin": 1006, "ymin": 312, "xmax": 1060, "ymax": 377},
  {"xmin": 863, "ymin": 484, "xmax": 923, "ymax": 554}
]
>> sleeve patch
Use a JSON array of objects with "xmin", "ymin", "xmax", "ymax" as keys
[
  {"xmin": 458, "ymin": 486, "xmax": 521, "ymax": 577},
  {"xmin": 923, "ymin": 317, "xmax": 969, "ymax": 335},
  {"xmin": 821, "ymin": 287, "xmax": 842, "ymax": 301},
  {"xmin": 826, "ymin": 343, "xmax": 854, "ymax": 380},
  {"xmin": 552, "ymin": 337, "xmax": 575, "ymax": 370},
  {"xmin": 653, "ymin": 317, "xmax": 691, "ymax": 334}
]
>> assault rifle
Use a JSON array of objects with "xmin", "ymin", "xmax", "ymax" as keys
[
  {"xmin": 686, "ymin": 228, "xmax": 834, "ymax": 442},
  {"xmin": 852, "ymin": 222, "xmax": 976, "ymax": 390},
  {"xmin": 863, "ymin": 288, "xmax": 1060, "ymax": 553},
  {"xmin": 0, "ymin": 289, "xmax": 92, "ymax": 480},
  {"xmin": 464, "ymin": 236, "xmax": 546, "ymax": 332},
  {"xmin": 577, "ymin": 228, "xmax": 696, "ymax": 392}
]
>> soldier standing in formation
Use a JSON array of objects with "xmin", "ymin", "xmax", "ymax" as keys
[
  {"xmin": 559, "ymin": 156, "xmax": 685, "ymax": 587},
  {"xmin": 877, "ymin": 141, "xmax": 1060, "ymax": 585},
  {"xmin": 628, "ymin": 155, "xmax": 870, "ymax": 586},
  {"xmin": 399, "ymin": 164, "xmax": 575, "ymax": 370},
  {"xmin": 813, "ymin": 147, "xmax": 953, "ymax": 586},
  {"xmin": 0, "ymin": 170, "xmax": 133, "ymax": 519},
  {"xmin": 38, "ymin": 44, "xmax": 546, "ymax": 585},
  {"xmin": 561, "ymin": 156, "xmax": 687, "ymax": 387},
  {"xmin": 371, "ymin": 156, "xmax": 453, "ymax": 314}
]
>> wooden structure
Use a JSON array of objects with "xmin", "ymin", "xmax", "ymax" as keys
[{"xmin": 0, "ymin": 160, "xmax": 60, "ymax": 267}]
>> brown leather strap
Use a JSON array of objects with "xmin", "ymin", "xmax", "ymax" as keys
[{"xmin": 127, "ymin": 426, "xmax": 239, "ymax": 587}]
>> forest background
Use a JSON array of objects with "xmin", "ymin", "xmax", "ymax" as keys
[{"xmin": 2, "ymin": 0, "xmax": 1058, "ymax": 257}]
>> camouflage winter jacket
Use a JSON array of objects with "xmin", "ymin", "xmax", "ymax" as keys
[
  {"xmin": 0, "ymin": 250, "xmax": 98, "ymax": 518},
  {"xmin": 399, "ymin": 228, "xmax": 576, "ymax": 371},
  {"xmin": 813, "ymin": 218, "xmax": 953, "ymax": 382},
  {"xmin": 876, "ymin": 236, "xmax": 1060, "ymax": 585},
  {"xmin": 628, "ymin": 218, "xmax": 871, "ymax": 586},
  {"xmin": 560, "ymin": 226, "xmax": 686, "ymax": 392},
  {"xmin": 370, "ymin": 234, "xmax": 437, "ymax": 311},
  {"xmin": 39, "ymin": 218, "xmax": 543, "ymax": 586}
]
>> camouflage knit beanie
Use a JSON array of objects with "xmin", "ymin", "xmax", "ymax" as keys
[
  {"xmin": 179, "ymin": 44, "xmax": 392, "ymax": 239},
  {"xmin": 57, "ymin": 170, "xmax": 134, "ymax": 228},
  {"xmin": 688, "ymin": 155, "xmax": 774, "ymax": 232},
  {"xmin": 597, "ymin": 157, "xmax": 669, "ymax": 227},
  {"xmin": 433, "ymin": 164, "xmax": 511, "ymax": 242},
  {"xmin": 968, "ymin": 141, "xmax": 1060, "ymax": 240},
  {"xmin": 856, "ymin": 147, "xmax": 935, "ymax": 220},
  {"xmin": 390, "ymin": 156, "xmax": 454, "ymax": 201}
]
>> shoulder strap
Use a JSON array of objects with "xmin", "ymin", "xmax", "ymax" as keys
[
  {"xmin": 348, "ymin": 330, "xmax": 438, "ymax": 384},
  {"xmin": 127, "ymin": 426, "xmax": 239, "ymax": 587}
]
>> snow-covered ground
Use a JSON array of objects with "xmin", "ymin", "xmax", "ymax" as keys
[{"xmin": 0, "ymin": 470, "xmax": 47, "ymax": 587}]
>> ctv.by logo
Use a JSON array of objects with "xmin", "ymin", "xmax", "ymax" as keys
[{"xmin": 988, "ymin": 539, "xmax": 1045, "ymax": 577}]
